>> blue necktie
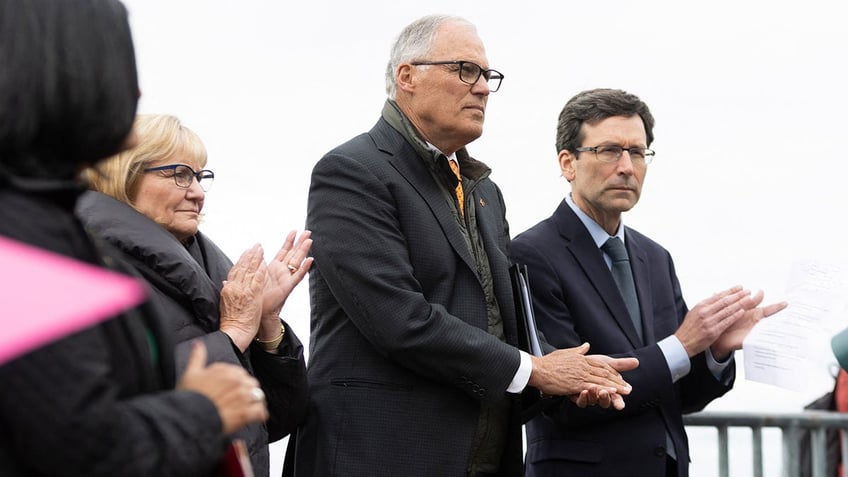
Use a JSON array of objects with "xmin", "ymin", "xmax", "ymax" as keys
[
  {"xmin": 603, "ymin": 237, "xmax": 673, "ymax": 456},
  {"xmin": 602, "ymin": 237, "xmax": 643, "ymax": 343}
]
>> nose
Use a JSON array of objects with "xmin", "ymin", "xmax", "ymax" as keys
[
  {"xmin": 616, "ymin": 151, "xmax": 635, "ymax": 175},
  {"xmin": 471, "ymin": 76, "xmax": 491, "ymax": 95},
  {"xmin": 186, "ymin": 176, "xmax": 205, "ymax": 198}
]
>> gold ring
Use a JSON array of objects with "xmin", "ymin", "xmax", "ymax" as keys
[
  {"xmin": 287, "ymin": 264, "xmax": 299, "ymax": 273},
  {"xmin": 251, "ymin": 387, "xmax": 265, "ymax": 402}
]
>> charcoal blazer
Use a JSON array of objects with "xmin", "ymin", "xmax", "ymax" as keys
[
  {"xmin": 511, "ymin": 199, "xmax": 734, "ymax": 477},
  {"xmin": 290, "ymin": 117, "xmax": 525, "ymax": 476}
]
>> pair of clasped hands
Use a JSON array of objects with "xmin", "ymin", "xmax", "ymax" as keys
[
  {"xmin": 178, "ymin": 230, "xmax": 313, "ymax": 435},
  {"xmin": 529, "ymin": 285, "xmax": 787, "ymax": 410}
]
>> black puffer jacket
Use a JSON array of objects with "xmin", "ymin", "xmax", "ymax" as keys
[
  {"xmin": 77, "ymin": 191, "xmax": 308, "ymax": 477},
  {"xmin": 0, "ymin": 178, "xmax": 226, "ymax": 477}
]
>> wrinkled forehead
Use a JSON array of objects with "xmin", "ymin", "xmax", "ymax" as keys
[{"xmin": 429, "ymin": 22, "xmax": 488, "ymax": 67}]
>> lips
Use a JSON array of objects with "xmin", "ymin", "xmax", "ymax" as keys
[
  {"xmin": 607, "ymin": 185, "xmax": 636, "ymax": 194},
  {"xmin": 178, "ymin": 202, "xmax": 201, "ymax": 214}
]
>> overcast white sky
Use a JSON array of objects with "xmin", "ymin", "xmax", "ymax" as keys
[{"xmin": 121, "ymin": 1, "xmax": 847, "ymax": 474}]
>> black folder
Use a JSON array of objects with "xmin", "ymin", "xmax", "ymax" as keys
[
  {"xmin": 510, "ymin": 263, "xmax": 556, "ymax": 421},
  {"xmin": 510, "ymin": 263, "xmax": 543, "ymax": 357}
]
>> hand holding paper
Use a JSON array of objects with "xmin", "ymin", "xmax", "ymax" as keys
[
  {"xmin": 710, "ymin": 290, "xmax": 788, "ymax": 359},
  {"xmin": 743, "ymin": 260, "xmax": 848, "ymax": 391}
]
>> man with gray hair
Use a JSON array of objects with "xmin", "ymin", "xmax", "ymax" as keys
[{"xmin": 287, "ymin": 17, "xmax": 637, "ymax": 477}]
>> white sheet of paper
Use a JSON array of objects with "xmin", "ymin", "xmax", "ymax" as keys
[{"xmin": 743, "ymin": 260, "xmax": 848, "ymax": 390}]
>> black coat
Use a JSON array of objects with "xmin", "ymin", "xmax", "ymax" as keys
[
  {"xmin": 0, "ymin": 180, "xmax": 226, "ymax": 476},
  {"xmin": 290, "ymin": 116, "xmax": 525, "ymax": 476},
  {"xmin": 77, "ymin": 191, "xmax": 308, "ymax": 477}
]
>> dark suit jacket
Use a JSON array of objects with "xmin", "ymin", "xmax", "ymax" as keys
[
  {"xmin": 511, "ymin": 199, "xmax": 733, "ymax": 477},
  {"xmin": 290, "ymin": 117, "xmax": 525, "ymax": 476}
]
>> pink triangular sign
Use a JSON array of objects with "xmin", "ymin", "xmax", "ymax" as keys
[{"xmin": 0, "ymin": 236, "xmax": 147, "ymax": 364}]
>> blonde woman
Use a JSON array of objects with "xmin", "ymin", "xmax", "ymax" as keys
[{"xmin": 78, "ymin": 114, "xmax": 310, "ymax": 477}]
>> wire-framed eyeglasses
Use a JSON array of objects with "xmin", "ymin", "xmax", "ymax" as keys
[
  {"xmin": 143, "ymin": 164, "xmax": 215, "ymax": 191},
  {"xmin": 410, "ymin": 60, "xmax": 504, "ymax": 92},
  {"xmin": 574, "ymin": 145, "xmax": 655, "ymax": 165}
]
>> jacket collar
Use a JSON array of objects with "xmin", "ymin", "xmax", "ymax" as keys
[
  {"xmin": 77, "ymin": 191, "xmax": 228, "ymax": 331},
  {"xmin": 0, "ymin": 165, "xmax": 86, "ymax": 213},
  {"xmin": 381, "ymin": 99, "xmax": 492, "ymax": 182}
]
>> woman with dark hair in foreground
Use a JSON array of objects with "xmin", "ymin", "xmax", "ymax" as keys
[{"xmin": 0, "ymin": 1, "xmax": 268, "ymax": 475}]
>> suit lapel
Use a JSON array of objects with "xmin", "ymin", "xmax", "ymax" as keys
[
  {"xmin": 370, "ymin": 121, "xmax": 478, "ymax": 275},
  {"xmin": 553, "ymin": 201, "xmax": 644, "ymax": 348}
]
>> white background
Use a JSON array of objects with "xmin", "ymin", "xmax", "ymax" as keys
[{"xmin": 121, "ymin": 1, "xmax": 847, "ymax": 474}]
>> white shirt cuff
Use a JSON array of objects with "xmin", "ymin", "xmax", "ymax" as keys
[
  {"xmin": 658, "ymin": 335, "xmax": 691, "ymax": 383},
  {"xmin": 507, "ymin": 350, "xmax": 533, "ymax": 393},
  {"xmin": 705, "ymin": 347, "xmax": 734, "ymax": 383}
]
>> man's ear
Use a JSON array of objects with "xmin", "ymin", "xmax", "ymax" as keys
[
  {"xmin": 396, "ymin": 63, "xmax": 415, "ymax": 93},
  {"xmin": 559, "ymin": 150, "xmax": 576, "ymax": 182}
]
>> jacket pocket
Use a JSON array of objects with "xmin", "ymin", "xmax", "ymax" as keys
[{"xmin": 329, "ymin": 378, "xmax": 413, "ymax": 391}]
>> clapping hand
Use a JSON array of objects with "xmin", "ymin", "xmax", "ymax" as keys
[{"xmin": 219, "ymin": 244, "xmax": 267, "ymax": 351}]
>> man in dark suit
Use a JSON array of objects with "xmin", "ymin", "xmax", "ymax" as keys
[
  {"xmin": 512, "ymin": 88, "xmax": 787, "ymax": 477},
  {"xmin": 288, "ymin": 17, "xmax": 638, "ymax": 477}
]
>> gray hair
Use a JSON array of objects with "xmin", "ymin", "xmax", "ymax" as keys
[{"xmin": 384, "ymin": 14, "xmax": 476, "ymax": 99}]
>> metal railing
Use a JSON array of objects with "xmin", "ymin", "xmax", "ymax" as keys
[{"xmin": 684, "ymin": 410, "xmax": 848, "ymax": 477}]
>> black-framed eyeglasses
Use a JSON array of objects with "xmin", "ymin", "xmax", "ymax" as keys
[
  {"xmin": 574, "ymin": 145, "xmax": 655, "ymax": 165},
  {"xmin": 143, "ymin": 164, "xmax": 215, "ymax": 191},
  {"xmin": 410, "ymin": 60, "xmax": 504, "ymax": 92}
]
